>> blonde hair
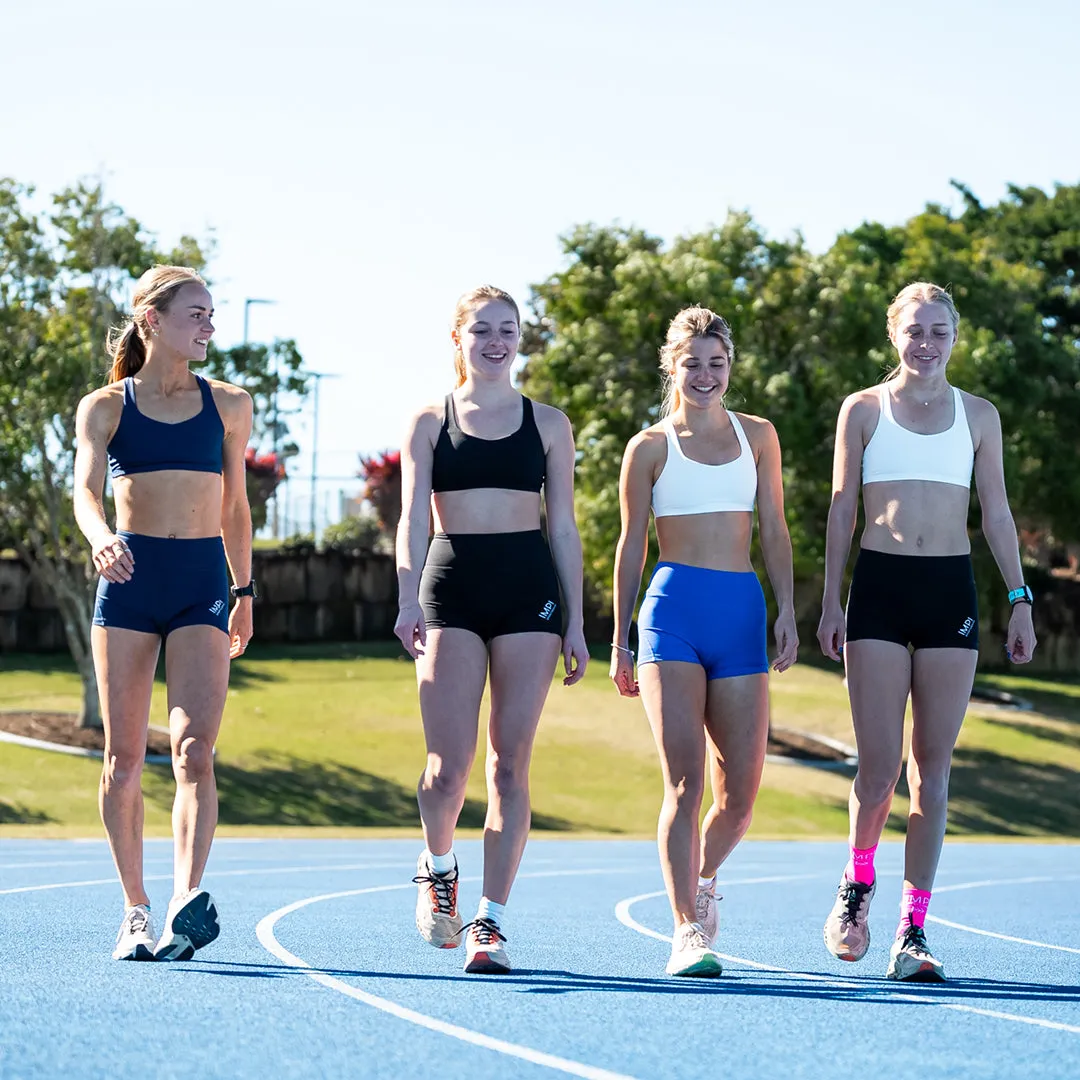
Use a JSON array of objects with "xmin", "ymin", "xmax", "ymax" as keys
[
  {"xmin": 884, "ymin": 281, "xmax": 959, "ymax": 380},
  {"xmin": 658, "ymin": 306, "xmax": 734, "ymax": 417},
  {"xmin": 450, "ymin": 285, "xmax": 520, "ymax": 388},
  {"xmin": 106, "ymin": 265, "xmax": 207, "ymax": 383}
]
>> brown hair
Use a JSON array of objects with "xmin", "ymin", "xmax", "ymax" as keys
[
  {"xmin": 658, "ymin": 306, "xmax": 734, "ymax": 416},
  {"xmin": 884, "ymin": 281, "xmax": 959, "ymax": 381},
  {"xmin": 450, "ymin": 285, "xmax": 520, "ymax": 388},
  {"xmin": 106, "ymin": 265, "xmax": 207, "ymax": 383}
]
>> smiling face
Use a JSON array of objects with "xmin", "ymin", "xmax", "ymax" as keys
[
  {"xmin": 453, "ymin": 299, "xmax": 520, "ymax": 383},
  {"xmin": 146, "ymin": 282, "xmax": 215, "ymax": 362},
  {"xmin": 672, "ymin": 335, "xmax": 731, "ymax": 410},
  {"xmin": 889, "ymin": 300, "xmax": 957, "ymax": 380}
]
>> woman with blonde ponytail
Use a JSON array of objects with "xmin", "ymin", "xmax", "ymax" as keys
[
  {"xmin": 395, "ymin": 285, "xmax": 587, "ymax": 976},
  {"xmin": 610, "ymin": 306, "xmax": 798, "ymax": 978},
  {"xmin": 73, "ymin": 265, "xmax": 255, "ymax": 963}
]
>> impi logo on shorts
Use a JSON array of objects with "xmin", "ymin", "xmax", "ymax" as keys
[
  {"xmin": 538, "ymin": 600, "xmax": 557, "ymax": 621},
  {"xmin": 958, "ymin": 616, "xmax": 975, "ymax": 638},
  {"xmin": 210, "ymin": 599, "xmax": 226, "ymax": 616}
]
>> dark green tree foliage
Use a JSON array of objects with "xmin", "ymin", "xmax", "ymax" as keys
[{"xmin": 520, "ymin": 184, "xmax": 1080, "ymax": 611}]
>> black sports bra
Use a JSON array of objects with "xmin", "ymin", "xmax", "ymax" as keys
[{"xmin": 430, "ymin": 394, "xmax": 545, "ymax": 494}]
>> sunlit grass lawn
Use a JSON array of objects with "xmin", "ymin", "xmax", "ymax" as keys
[{"xmin": 2, "ymin": 645, "xmax": 1078, "ymax": 839}]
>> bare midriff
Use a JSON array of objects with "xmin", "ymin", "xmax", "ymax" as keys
[
  {"xmin": 861, "ymin": 480, "xmax": 972, "ymax": 556},
  {"xmin": 431, "ymin": 489, "xmax": 542, "ymax": 534},
  {"xmin": 654, "ymin": 511, "xmax": 754, "ymax": 572},
  {"xmin": 114, "ymin": 472, "xmax": 224, "ymax": 538}
]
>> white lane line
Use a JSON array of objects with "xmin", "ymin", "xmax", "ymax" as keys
[
  {"xmin": 935, "ymin": 875, "xmax": 1080, "ymax": 894},
  {"xmin": 615, "ymin": 888, "xmax": 1080, "ymax": 1035},
  {"xmin": 927, "ymin": 917, "xmax": 1080, "ymax": 955},
  {"xmin": 256, "ymin": 869, "xmax": 644, "ymax": 1080}
]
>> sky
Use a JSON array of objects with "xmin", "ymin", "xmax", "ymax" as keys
[{"xmin": 5, "ymin": 0, "xmax": 1078, "ymax": 536}]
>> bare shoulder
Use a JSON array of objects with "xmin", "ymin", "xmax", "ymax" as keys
[
  {"xmin": 206, "ymin": 378, "xmax": 253, "ymax": 417},
  {"xmin": 731, "ymin": 410, "xmax": 777, "ymax": 444},
  {"xmin": 957, "ymin": 388, "xmax": 998, "ymax": 423},
  {"xmin": 531, "ymin": 399, "xmax": 572, "ymax": 437},
  {"xmin": 76, "ymin": 384, "xmax": 124, "ymax": 434},
  {"xmin": 843, "ymin": 386, "xmax": 882, "ymax": 415},
  {"xmin": 626, "ymin": 423, "xmax": 667, "ymax": 463},
  {"xmin": 406, "ymin": 402, "xmax": 445, "ymax": 445}
]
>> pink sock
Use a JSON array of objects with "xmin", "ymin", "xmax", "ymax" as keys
[
  {"xmin": 897, "ymin": 887, "xmax": 931, "ymax": 935},
  {"xmin": 846, "ymin": 843, "xmax": 877, "ymax": 885}
]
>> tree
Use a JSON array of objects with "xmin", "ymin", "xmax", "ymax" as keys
[
  {"xmin": 359, "ymin": 450, "xmax": 402, "ymax": 539},
  {"xmin": 0, "ymin": 178, "xmax": 309, "ymax": 727}
]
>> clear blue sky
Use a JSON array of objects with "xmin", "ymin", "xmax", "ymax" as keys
[{"xmin": 6, "ymin": 0, "xmax": 1077, "ymax": 534}]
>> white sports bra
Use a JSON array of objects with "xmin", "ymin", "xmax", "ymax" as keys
[
  {"xmin": 862, "ymin": 384, "xmax": 974, "ymax": 489},
  {"xmin": 652, "ymin": 413, "xmax": 757, "ymax": 518}
]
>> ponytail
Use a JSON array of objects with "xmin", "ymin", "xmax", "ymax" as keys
[
  {"xmin": 107, "ymin": 321, "xmax": 147, "ymax": 383},
  {"xmin": 453, "ymin": 351, "xmax": 466, "ymax": 388}
]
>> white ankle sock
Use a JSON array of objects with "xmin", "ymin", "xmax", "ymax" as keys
[
  {"xmin": 476, "ymin": 897, "xmax": 505, "ymax": 927},
  {"xmin": 698, "ymin": 875, "xmax": 716, "ymax": 890},
  {"xmin": 428, "ymin": 849, "xmax": 455, "ymax": 874}
]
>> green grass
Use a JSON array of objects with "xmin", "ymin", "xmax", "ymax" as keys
[{"xmin": 2, "ymin": 646, "xmax": 1078, "ymax": 839}]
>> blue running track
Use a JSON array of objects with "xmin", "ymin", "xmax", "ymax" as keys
[{"xmin": 1, "ymin": 839, "xmax": 1078, "ymax": 1079}]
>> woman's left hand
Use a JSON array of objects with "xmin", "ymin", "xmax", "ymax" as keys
[
  {"xmin": 561, "ymin": 625, "xmax": 589, "ymax": 686},
  {"xmin": 229, "ymin": 599, "xmax": 254, "ymax": 659},
  {"xmin": 1006, "ymin": 604, "xmax": 1037, "ymax": 664},
  {"xmin": 772, "ymin": 610, "xmax": 799, "ymax": 673}
]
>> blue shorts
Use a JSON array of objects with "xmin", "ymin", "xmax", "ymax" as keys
[
  {"xmin": 93, "ymin": 532, "xmax": 230, "ymax": 639},
  {"xmin": 637, "ymin": 562, "xmax": 768, "ymax": 680}
]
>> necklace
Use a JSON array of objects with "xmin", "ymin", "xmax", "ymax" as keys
[{"xmin": 894, "ymin": 383, "xmax": 949, "ymax": 408}]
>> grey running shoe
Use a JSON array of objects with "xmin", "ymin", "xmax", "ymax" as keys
[
  {"xmin": 887, "ymin": 924, "xmax": 946, "ymax": 982},
  {"xmin": 694, "ymin": 880, "xmax": 722, "ymax": 946},
  {"xmin": 823, "ymin": 876, "xmax": 876, "ymax": 961},
  {"xmin": 665, "ymin": 922, "xmax": 723, "ymax": 978},
  {"xmin": 153, "ymin": 888, "xmax": 220, "ymax": 961},
  {"xmin": 112, "ymin": 904, "xmax": 156, "ymax": 961},
  {"xmin": 462, "ymin": 918, "xmax": 510, "ymax": 975},
  {"xmin": 413, "ymin": 852, "xmax": 463, "ymax": 948}
]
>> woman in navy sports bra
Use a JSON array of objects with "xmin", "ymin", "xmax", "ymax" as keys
[
  {"xmin": 73, "ymin": 266, "xmax": 255, "ymax": 963},
  {"xmin": 817, "ymin": 282, "xmax": 1036, "ymax": 982},
  {"xmin": 396, "ymin": 285, "xmax": 587, "ymax": 976},
  {"xmin": 610, "ymin": 306, "xmax": 798, "ymax": 977}
]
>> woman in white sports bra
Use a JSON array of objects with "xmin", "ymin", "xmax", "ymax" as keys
[
  {"xmin": 817, "ymin": 282, "xmax": 1037, "ymax": 983},
  {"xmin": 610, "ymin": 306, "xmax": 798, "ymax": 978}
]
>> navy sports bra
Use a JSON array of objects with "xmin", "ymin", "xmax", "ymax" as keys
[
  {"xmin": 430, "ymin": 394, "xmax": 545, "ymax": 494},
  {"xmin": 107, "ymin": 375, "xmax": 225, "ymax": 478}
]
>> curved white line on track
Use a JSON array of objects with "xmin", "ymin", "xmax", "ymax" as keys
[
  {"xmin": 615, "ymin": 885, "xmax": 1080, "ymax": 1035},
  {"xmin": 256, "ymin": 868, "xmax": 644, "ymax": 1080},
  {"xmin": 926, "ymin": 916, "xmax": 1080, "ymax": 955},
  {"xmin": 935, "ymin": 875, "xmax": 1080, "ymax": 894}
]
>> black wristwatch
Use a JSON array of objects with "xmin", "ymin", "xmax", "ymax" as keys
[
  {"xmin": 1007, "ymin": 585, "xmax": 1033, "ymax": 607},
  {"xmin": 231, "ymin": 580, "xmax": 259, "ymax": 600}
]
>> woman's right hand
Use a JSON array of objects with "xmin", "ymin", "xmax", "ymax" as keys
[
  {"xmin": 609, "ymin": 646, "xmax": 639, "ymax": 697},
  {"xmin": 816, "ymin": 603, "xmax": 846, "ymax": 663},
  {"xmin": 92, "ymin": 533, "xmax": 134, "ymax": 583},
  {"xmin": 394, "ymin": 601, "xmax": 427, "ymax": 659}
]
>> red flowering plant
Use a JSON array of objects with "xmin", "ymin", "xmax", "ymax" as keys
[
  {"xmin": 358, "ymin": 449, "xmax": 401, "ymax": 537},
  {"xmin": 245, "ymin": 447, "xmax": 286, "ymax": 532}
]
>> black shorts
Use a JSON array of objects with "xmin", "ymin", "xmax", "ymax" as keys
[
  {"xmin": 419, "ymin": 530, "xmax": 563, "ymax": 642},
  {"xmin": 846, "ymin": 548, "xmax": 979, "ymax": 651}
]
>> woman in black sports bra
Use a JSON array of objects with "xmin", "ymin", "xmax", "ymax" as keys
[{"xmin": 396, "ymin": 285, "xmax": 587, "ymax": 977}]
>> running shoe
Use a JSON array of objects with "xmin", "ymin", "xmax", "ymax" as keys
[
  {"xmin": 694, "ymin": 880, "xmax": 722, "ymax": 946},
  {"xmin": 886, "ymin": 924, "xmax": 946, "ymax": 982},
  {"xmin": 823, "ymin": 875, "xmax": 876, "ymax": 961},
  {"xmin": 112, "ymin": 904, "xmax": 156, "ymax": 961},
  {"xmin": 413, "ymin": 852, "xmax": 463, "ymax": 948},
  {"xmin": 665, "ymin": 921, "xmax": 723, "ymax": 978},
  {"xmin": 462, "ymin": 917, "xmax": 510, "ymax": 975},
  {"xmin": 153, "ymin": 888, "xmax": 220, "ymax": 961}
]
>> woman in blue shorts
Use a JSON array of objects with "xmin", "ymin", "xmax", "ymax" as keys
[
  {"xmin": 610, "ymin": 306, "xmax": 798, "ymax": 977},
  {"xmin": 73, "ymin": 266, "xmax": 254, "ymax": 962}
]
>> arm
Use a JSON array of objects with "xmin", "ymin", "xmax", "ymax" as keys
[
  {"xmin": 610, "ymin": 431, "xmax": 656, "ymax": 697},
  {"xmin": 541, "ymin": 407, "xmax": 588, "ymax": 686},
  {"xmin": 817, "ymin": 394, "xmax": 865, "ymax": 661},
  {"xmin": 220, "ymin": 387, "xmax": 255, "ymax": 658},
  {"xmin": 751, "ymin": 418, "xmax": 798, "ymax": 672},
  {"xmin": 394, "ymin": 408, "xmax": 437, "ymax": 658},
  {"xmin": 73, "ymin": 392, "xmax": 133, "ymax": 583},
  {"xmin": 971, "ymin": 398, "xmax": 1036, "ymax": 664}
]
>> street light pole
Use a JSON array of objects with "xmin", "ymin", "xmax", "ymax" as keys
[
  {"xmin": 242, "ymin": 297, "xmax": 274, "ymax": 346},
  {"xmin": 308, "ymin": 371, "xmax": 341, "ymax": 543}
]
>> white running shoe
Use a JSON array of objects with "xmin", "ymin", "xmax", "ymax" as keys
[
  {"xmin": 153, "ymin": 888, "xmax": 220, "ymax": 961},
  {"xmin": 695, "ymin": 880, "xmax": 722, "ymax": 946},
  {"xmin": 413, "ymin": 852, "xmax": 463, "ymax": 948},
  {"xmin": 463, "ymin": 918, "xmax": 511, "ymax": 975},
  {"xmin": 665, "ymin": 922, "xmax": 723, "ymax": 978},
  {"xmin": 887, "ymin": 924, "xmax": 946, "ymax": 982},
  {"xmin": 823, "ymin": 875, "xmax": 876, "ymax": 961},
  {"xmin": 112, "ymin": 904, "xmax": 156, "ymax": 961}
]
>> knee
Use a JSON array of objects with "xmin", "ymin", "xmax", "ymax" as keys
[
  {"xmin": 173, "ymin": 735, "xmax": 214, "ymax": 782},
  {"xmin": 854, "ymin": 761, "xmax": 902, "ymax": 806},
  {"xmin": 907, "ymin": 756, "xmax": 950, "ymax": 804},
  {"xmin": 723, "ymin": 792, "xmax": 756, "ymax": 838},
  {"xmin": 667, "ymin": 773, "xmax": 705, "ymax": 814},
  {"xmin": 487, "ymin": 752, "xmax": 529, "ymax": 798},
  {"xmin": 102, "ymin": 750, "xmax": 144, "ymax": 794},
  {"xmin": 423, "ymin": 758, "xmax": 470, "ymax": 800}
]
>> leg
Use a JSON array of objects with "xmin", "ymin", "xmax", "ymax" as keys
[
  {"xmin": 415, "ymin": 628, "xmax": 489, "ymax": 855},
  {"xmin": 699, "ymin": 673, "xmax": 769, "ymax": 876},
  {"xmin": 482, "ymin": 632, "xmax": 561, "ymax": 903},
  {"xmin": 905, "ymin": 648, "xmax": 978, "ymax": 888},
  {"xmin": 638, "ymin": 661, "xmax": 708, "ymax": 930},
  {"xmin": 163, "ymin": 625, "xmax": 230, "ymax": 895},
  {"xmin": 92, "ymin": 625, "xmax": 160, "ymax": 908}
]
